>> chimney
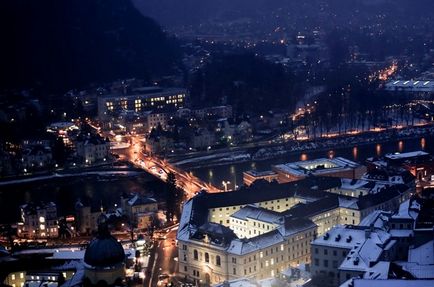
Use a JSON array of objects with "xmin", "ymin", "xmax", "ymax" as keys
[{"xmin": 365, "ymin": 228, "xmax": 371, "ymax": 239}]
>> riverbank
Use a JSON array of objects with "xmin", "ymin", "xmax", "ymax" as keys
[
  {"xmin": 178, "ymin": 124, "xmax": 434, "ymax": 170},
  {"xmin": 0, "ymin": 162, "xmax": 146, "ymax": 187}
]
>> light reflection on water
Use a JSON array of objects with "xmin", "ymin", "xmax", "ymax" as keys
[
  {"xmin": 376, "ymin": 144, "xmax": 382, "ymax": 156},
  {"xmin": 192, "ymin": 137, "xmax": 432, "ymax": 187},
  {"xmin": 353, "ymin": 146, "xmax": 358, "ymax": 161}
]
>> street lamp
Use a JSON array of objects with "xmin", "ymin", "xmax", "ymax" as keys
[{"xmin": 222, "ymin": 181, "xmax": 231, "ymax": 192}]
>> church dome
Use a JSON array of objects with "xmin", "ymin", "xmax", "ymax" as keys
[{"xmin": 84, "ymin": 215, "xmax": 125, "ymax": 267}]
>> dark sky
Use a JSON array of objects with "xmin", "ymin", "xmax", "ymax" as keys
[{"xmin": 131, "ymin": 0, "xmax": 430, "ymax": 28}]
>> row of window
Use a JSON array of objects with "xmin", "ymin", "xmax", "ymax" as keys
[
  {"xmin": 193, "ymin": 250, "xmax": 221, "ymax": 266},
  {"xmin": 314, "ymin": 248, "xmax": 346, "ymax": 257},
  {"xmin": 314, "ymin": 258, "xmax": 339, "ymax": 268}
]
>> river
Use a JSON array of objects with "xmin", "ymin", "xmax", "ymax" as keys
[
  {"xmin": 189, "ymin": 136, "xmax": 434, "ymax": 190},
  {"xmin": 0, "ymin": 172, "xmax": 165, "ymax": 224}
]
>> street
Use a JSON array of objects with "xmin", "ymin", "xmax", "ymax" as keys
[
  {"xmin": 144, "ymin": 228, "xmax": 179, "ymax": 287},
  {"xmin": 112, "ymin": 134, "xmax": 221, "ymax": 198}
]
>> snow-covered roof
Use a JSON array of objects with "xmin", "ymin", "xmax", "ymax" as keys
[
  {"xmin": 408, "ymin": 240, "xmax": 434, "ymax": 265},
  {"xmin": 389, "ymin": 229, "xmax": 413, "ymax": 238},
  {"xmin": 338, "ymin": 197, "xmax": 359, "ymax": 209},
  {"xmin": 177, "ymin": 198, "xmax": 195, "ymax": 242},
  {"xmin": 212, "ymin": 279, "xmax": 258, "ymax": 287},
  {"xmin": 351, "ymin": 279, "xmax": 434, "ymax": 287},
  {"xmin": 273, "ymin": 157, "xmax": 360, "ymax": 177},
  {"xmin": 340, "ymin": 178, "xmax": 370, "ymax": 191},
  {"xmin": 396, "ymin": 261, "xmax": 434, "ymax": 279},
  {"xmin": 227, "ymin": 230, "xmax": 284, "ymax": 255},
  {"xmin": 48, "ymin": 249, "xmax": 85, "ymax": 260},
  {"xmin": 230, "ymin": 205, "xmax": 282, "ymax": 224},
  {"xmin": 339, "ymin": 238, "xmax": 391, "ymax": 272},
  {"xmin": 384, "ymin": 151, "xmax": 429, "ymax": 161},
  {"xmin": 392, "ymin": 199, "xmax": 420, "ymax": 220},
  {"xmin": 312, "ymin": 225, "xmax": 367, "ymax": 249},
  {"xmin": 359, "ymin": 210, "xmax": 391, "ymax": 230},
  {"xmin": 385, "ymin": 79, "xmax": 434, "ymax": 92},
  {"xmin": 225, "ymin": 216, "xmax": 316, "ymax": 256}
]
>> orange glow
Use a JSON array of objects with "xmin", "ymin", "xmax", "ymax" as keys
[
  {"xmin": 328, "ymin": 150, "xmax": 335, "ymax": 159},
  {"xmin": 371, "ymin": 127, "xmax": 386, "ymax": 132},
  {"xmin": 348, "ymin": 130, "xmax": 361, "ymax": 135},
  {"xmin": 353, "ymin": 147, "xmax": 358, "ymax": 161},
  {"xmin": 398, "ymin": 141, "xmax": 404, "ymax": 153},
  {"xmin": 421, "ymin": 138, "xmax": 426, "ymax": 150},
  {"xmin": 300, "ymin": 153, "xmax": 308, "ymax": 161},
  {"xmin": 378, "ymin": 62, "xmax": 398, "ymax": 81},
  {"xmin": 376, "ymin": 144, "xmax": 382, "ymax": 156},
  {"xmin": 323, "ymin": 133, "xmax": 339, "ymax": 138}
]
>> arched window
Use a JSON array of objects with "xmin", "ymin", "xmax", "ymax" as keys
[
  {"xmin": 194, "ymin": 249, "xmax": 198, "ymax": 260},
  {"xmin": 216, "ymin": 255, "xmax": 221, "ymax": 266},
  {"xmin": 205, "ymin": 252, "xmax": 209, "ymax": 263}
]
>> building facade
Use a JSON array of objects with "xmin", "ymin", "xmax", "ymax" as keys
[
  {"xmin": 272, "ymin": 157, "xmax": 366, "ymax": 183},
  {"xmin": 17, "ymin": 202, "xmax": 58, "ymax": 239},
  {"xmin": 97, "ymin": 87, "xmax": 187, "ymax": 120},
  {"xmin": 177, "ymin": 177, "xmax": 411, "ymax": 285}
]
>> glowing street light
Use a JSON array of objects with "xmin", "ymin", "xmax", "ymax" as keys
[{"xmin": 222, "ymin": 181, "xmax": 231, "ymax": 192}]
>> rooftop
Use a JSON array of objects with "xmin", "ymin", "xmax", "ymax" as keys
[
  {"xmin": 273, "ymin": 157, "xmax": 361, "ymax": 177},
  {"xmin": 384, "ymin": 151, "xmax": 429, "ymax": 161},
  {"xmin": 231, "ymin": 205, "xmax": 282, "ymax": 224},
  {"xmin": 243, "ymin": 170, "xmax": 277, "ymax": 177},
  {"xmin": 385, "ymin": 79, "xmax": 434, "ymax": 92},
  {"xmin": 408, "ymin": 240, "xmax": 434, "ymax": 265},
  {"xmin": 351, "ymin": 279, "xmax": 434, "ymax": 287}
]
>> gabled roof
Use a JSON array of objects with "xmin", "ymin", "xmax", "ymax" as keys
[{"xmin": 231, "ymin": 205, "xmax": 282, "ymax": 224}]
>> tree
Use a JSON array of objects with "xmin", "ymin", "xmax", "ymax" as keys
[{"xmin": 164, "ymin": 172, "xmax": 185, "ymax": 223}]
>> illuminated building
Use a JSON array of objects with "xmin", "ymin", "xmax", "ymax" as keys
[
  {"xmin": 97, "ymin": 87, "xmax": 187, "ymax": 120},
  {"xmin": 17, "ymin": 202, "xmax": 58, "ymax": 239},
  {"xmin": 75, "ymin": 133, "xmax": 110, "ymax": 165},
  {"xmin": 272, "ymin": 157, "xmax": 366, "ymax": 183},
  {"xmin": 177, "ymin": 177, "xmax": 411, "ymax": 285}
]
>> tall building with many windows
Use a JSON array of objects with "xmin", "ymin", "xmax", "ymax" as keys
[{"xmin": 97, "ymin": 87, "xmax": 187, "ymax": 120}]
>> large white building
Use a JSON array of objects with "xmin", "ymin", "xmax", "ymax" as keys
[
  {"xmin": 177, "ymin": 176, "xmax": 412, "ymax": 285},
  {"xmin": 97, "ymin": 87, "xmax": 187, "ymax": 120}
]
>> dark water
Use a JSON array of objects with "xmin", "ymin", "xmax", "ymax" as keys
[
  {"xmin": 0, "ymin": 172, "xmax": 164, "ymax": 224},
  {"xmin": 190, "ymin": 137, "xmax": 434, "ymax": 190}
]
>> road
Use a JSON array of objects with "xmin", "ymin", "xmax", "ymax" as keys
[
  {"xmin": 113, "ymin": 134, "xmax": 221, "ymax": 198},
  {"xmin": 144, "ymin": 228, "xmax": 179, "ymax": 287},
  {"xmin": 110, "ymin": 137, "xmax": 207, "ymax": 286}
]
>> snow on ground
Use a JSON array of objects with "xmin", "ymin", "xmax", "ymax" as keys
[{"xmin": 0, "ymin": 170, "xmax": 143, "ymax": 186}]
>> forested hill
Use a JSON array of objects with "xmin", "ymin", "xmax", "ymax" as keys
[{"xmin": 0, "ymin": 0, "xmax": 181, "ymax": 92}]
